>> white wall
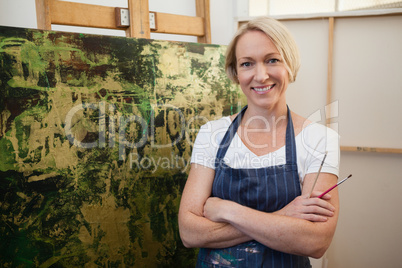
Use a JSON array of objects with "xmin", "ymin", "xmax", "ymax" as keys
[
  {"xmin": 283, "ymin": 15, "xmax": 402, "ymax": 268},
  {"xmin": 285, "ymin": 19, "xmax": 329, "ymax": 120},
  {"xmin": 332, "ymin": 16, "xmax": 402, "ymax": 148},
  {"xmin": 329, "ymin": 15, "xmax": 402, "ymax": 268},
  {"xmin": 0, "ymin": 0, "xmax": 236, "ymax": 45}
]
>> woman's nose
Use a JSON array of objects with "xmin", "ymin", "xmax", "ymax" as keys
[{"xmin": 254, "ymin": 64, "xmax": 269, "ymax": 82}]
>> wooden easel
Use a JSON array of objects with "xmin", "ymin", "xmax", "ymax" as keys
[{"xmin": 35, "ymin": 0, "xmax": 211, "ymax": 43}]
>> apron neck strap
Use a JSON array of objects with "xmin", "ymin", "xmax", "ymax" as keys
[
  {"xmin": 215, "ymin": 105, "xmax": 247, "ymax": 163},
  {"xmin": 285, "ymin": 105, "xmax": 297, "ymax": 165}
]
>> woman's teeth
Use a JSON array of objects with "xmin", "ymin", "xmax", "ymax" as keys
[{"xmin": 253, "ymin": 85, "xmax": 274, "ymax": 92}]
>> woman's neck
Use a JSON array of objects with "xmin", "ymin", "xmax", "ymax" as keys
[{"xmin": 241, "ymin": 103, "xmax": 288, "ymax": 131}]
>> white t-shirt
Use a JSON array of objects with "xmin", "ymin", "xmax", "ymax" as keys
[{"xmin": 191, "ymin": 116, "xmax": 340, "ymax": 184}]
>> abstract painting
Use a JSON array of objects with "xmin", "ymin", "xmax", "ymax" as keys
[{"xmin": 0, "ymin": 26, "xmax": 245, "ymax": 267}]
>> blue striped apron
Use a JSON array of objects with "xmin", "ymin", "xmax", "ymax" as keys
[{"xmin": 196, "ymin": 105, "xmax": 311, "ymax": 268}]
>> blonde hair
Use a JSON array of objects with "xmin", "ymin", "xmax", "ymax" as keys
[{"xmin": 225, "ymin": 17, "xmax": 300, "ymax": 84}]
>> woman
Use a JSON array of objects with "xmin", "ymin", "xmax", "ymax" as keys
[{"xmin": 178, "ymin": 17, "xmax": 340, "ymax": 267}]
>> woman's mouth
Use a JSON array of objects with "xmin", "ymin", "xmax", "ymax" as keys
[{"xmin": 252, "ymin": 85, "xmax": 275, "ymax": 94}]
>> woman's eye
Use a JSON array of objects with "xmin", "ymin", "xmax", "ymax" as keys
[
  {"xmin": 240, "ymin": 62, "xmax": 251, "ymax": 67},
  {"xmin": 267, "ymin": 59, "xmax": 279, "ymax": 64}
]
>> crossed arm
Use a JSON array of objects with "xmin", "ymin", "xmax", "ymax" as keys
[{"xmin": 178, "ymin": 163, "xmax": 339, "ymax": 259}]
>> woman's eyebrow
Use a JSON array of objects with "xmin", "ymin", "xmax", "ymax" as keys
[
  {"xmin": 265, "ymin": 52, "xmax": 281, "ymax": 57},
  {"xmin": 237, "ymin": 57, "xmax": 253, "ymax": 62},
  {"xmin": 237, "ymin": 53, "xmax": 281, "ymax": 61}
]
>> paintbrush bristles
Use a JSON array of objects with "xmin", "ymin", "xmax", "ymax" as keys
[{"xmin": 338, "ymin": 174, "xmax": 352, "ymax": 185}]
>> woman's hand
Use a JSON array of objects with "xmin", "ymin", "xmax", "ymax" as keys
[
  {"xmin": 274, "ymin": 192, "xmax": 335, "ymax": 222},
  {"xmin": 203, "ymin": 197, "xmax": 233, "ymax": 223}
]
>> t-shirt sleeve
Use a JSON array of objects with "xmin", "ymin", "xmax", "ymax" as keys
[
  {"xmin": 190, "ymin": 120, "xmax": 228, "ymax": 169},
  {"xmin": 301, "ymin": 123, "xmax": 340, "ymax": 178}
]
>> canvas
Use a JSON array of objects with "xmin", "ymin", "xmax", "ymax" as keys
[{"xmin": 0, "ymin": 26, "xmax": 245, "ymax": 267}]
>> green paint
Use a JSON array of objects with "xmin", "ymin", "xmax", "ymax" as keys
[{"xmin": 0, "ymin": 138, "xmax": 17, "ymax": 171}]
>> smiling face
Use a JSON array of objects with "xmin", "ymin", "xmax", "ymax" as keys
[{"xmin": 235, "ymin": 30, "xmax": 290, "ymax": 111}]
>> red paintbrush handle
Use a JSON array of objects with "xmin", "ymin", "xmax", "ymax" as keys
[{"xmin": 317, "ymin": 184, "xmax": 337, "ymax": 198}]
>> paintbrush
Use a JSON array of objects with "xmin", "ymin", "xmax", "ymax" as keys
[
  {"xmin": 307, "ymin": 151, "xmax": 327, "ymax": 198},
  {"xmin": 317, "ymin": 174, "xmax": 352, "ymax": 198}
]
